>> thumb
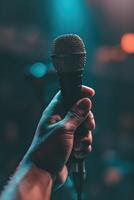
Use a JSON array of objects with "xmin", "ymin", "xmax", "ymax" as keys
[{"xmin": 62, "ymin": 98, "xmax": 91, "ymax": 132}]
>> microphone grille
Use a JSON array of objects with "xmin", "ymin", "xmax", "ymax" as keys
[
  {"xmin": 51, "ymin": 34, "xmax": 86, "ymax": 56},
  {"xmin": 51, "ymin": 34, "xmax": 86, "ymax": 73}
]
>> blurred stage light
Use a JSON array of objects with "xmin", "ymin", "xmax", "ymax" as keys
[
  {"xmin": 121, "ymin": 33, "xmax": 134, "ymax": 54},
  {"xmin": 96, "ymin": 46, "xmax": 126, "ymax": 64},
  {"xmin": 30, "ymin": 62, "xmax": 47, "ymax": 78},
  {"xmin": 52, "ymin": 0, "xmax": 88, "ymax": 33}
]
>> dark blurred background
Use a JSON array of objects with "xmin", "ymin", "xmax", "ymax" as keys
[{"xmin": 0, "ymin": 0, "xmax": 134, "ymax": 199}]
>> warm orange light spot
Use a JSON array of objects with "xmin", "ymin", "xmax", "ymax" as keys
[{"xmin": 121, "ymin": 33, "xmax": 134, "ymax": 54}]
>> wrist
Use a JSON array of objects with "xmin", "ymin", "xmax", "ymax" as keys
[
  {"xmin": 31, "ymin": 163, "xmax": 56, "ymax": 184},
  {"xmin": 23, "ymin": 160, "xmax": 68, "ymax": 191},
  {"xmin": 19, "ymin": 163, "xmax": 55, "ymax": 200},
  {"xmin": 20, "ymin": 158, "xmax": 56, "ymax": 183},
  {"xmin": 53, "ymin": 165, "xmax": 68, "ymax": 191},
  {"xmin": 22, "ymin": 151, "xmax": 67, "ymax": 189}
]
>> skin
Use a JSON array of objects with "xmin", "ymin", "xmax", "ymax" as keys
[{"xmin": 0, "ymin": 86, "xmax": 95, "ymax": 200}]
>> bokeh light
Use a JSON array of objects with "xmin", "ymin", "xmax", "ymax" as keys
[
  {"xmin": 30, "ymin": 62, "xmax": 47, "ymax": 78},
  {"xmin": 121, "ymin": 33, "xmax": 134, "ymax": 54}
]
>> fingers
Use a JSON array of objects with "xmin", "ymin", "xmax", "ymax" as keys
[
  {"xmin": 74, "ymin": 146, "xmax": 92, "ymax": 159},
  {"xmin": 72, "ymin": 107, "xmax": 95, "ymax": 159},
  {"xmin": 42, "ymin": 85, "xmax": 95, "ymax": 119},
  {"xmin": 75, "ymin": 131, "xmax": 92, "ymax": 150},
  {"xmin": 81, "ymin": 85, "xmax": 95, "ymax": 98},
  {"xmin": 85, "ymin": 111, "xmax": 95, "ymax": 131},
  {"xmin": 74, "ymin": 131, "xmax": 93, "ymax": 159},
  {"xmin": 61, "ymin": 98, "xmax": 91, "ymax": 132},
  {"xmin": 80, "ymin": 131, "xmax": 93, "ymax": 146}
]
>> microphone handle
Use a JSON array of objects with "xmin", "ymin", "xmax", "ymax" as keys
[
  {"xmin": 58, "ymin": 70, "xmax": 86, "ymax": 199},
  {"xmin": 58, "ymin": 70, "xmax": 83, "ymax": 112}
]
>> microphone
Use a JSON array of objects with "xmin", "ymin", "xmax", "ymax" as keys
[{"xmin": 51, "ymin": 34, "xmax": 87, "ymax": 200}]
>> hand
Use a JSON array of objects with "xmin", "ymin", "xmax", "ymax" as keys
[{"xmin": 25, "ymin": 86, "xmax": 95, "ymax": 184}]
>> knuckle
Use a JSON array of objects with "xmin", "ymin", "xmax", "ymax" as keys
[
  {"xmin": 59, "ymin": 121, "xmax": 75, "ymax": 132},
  {"xmin": 83, "ymin": 134, "xmax": 93, "ymax": 145},
  {"xmin": 87, "ymin": 112, "xmax": 96, "ymax": 130},
  {"xmin": 69, "ymin": 110, "xmax": 85, "ymax": 124},
  {"xmin": 89, "ymin": 119, "xmax": 96, "ymax": 130},
  {"xmin": 88, "ymin": 99, "xmax": 92, "ymax": 109},
  {"xmin": 88, "ymin": 145, "xmax": 92, "ymax": 152},
  {"xmin": 92, "ymin": 119, "xmax": 96, "ymax": 130},
  {"xmin": 88, "ymin": 111, "xmax": 94, "ymax": 120}
]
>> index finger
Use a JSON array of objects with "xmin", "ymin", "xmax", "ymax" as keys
[{"xmin": 81, "ymin": 85, "xmax": 95, "ymax": 98}]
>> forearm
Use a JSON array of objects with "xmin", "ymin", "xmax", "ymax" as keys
[{"xmin": 0, "ymin": 161, "xmax": 55, "ymax": 200}]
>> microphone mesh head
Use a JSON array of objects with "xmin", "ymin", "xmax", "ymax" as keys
[{"xmin": 51, "ymin": 34, "xmax": 86, "ymax": 73}]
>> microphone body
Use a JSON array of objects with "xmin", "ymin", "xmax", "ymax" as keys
[
  {"xmin": 58, "ymin": 71, "xmax": 82, "ymax": 111},
  {"xmin": 51, "ymin": 34, "xmax": 87, "ymax": 200}
]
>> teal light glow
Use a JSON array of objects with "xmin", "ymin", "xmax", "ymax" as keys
[
  {"xmin": 52, "ymin": 0, "xmax": 87, "ymax": 33},
  {"xmin": 30, "ymin": 62, "xmax": 47, "ymax": 78}
]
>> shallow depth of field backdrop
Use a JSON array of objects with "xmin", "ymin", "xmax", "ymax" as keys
[{"xmin": 0, "ymin": 0, "xmax": 134, "ymax": 199}]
